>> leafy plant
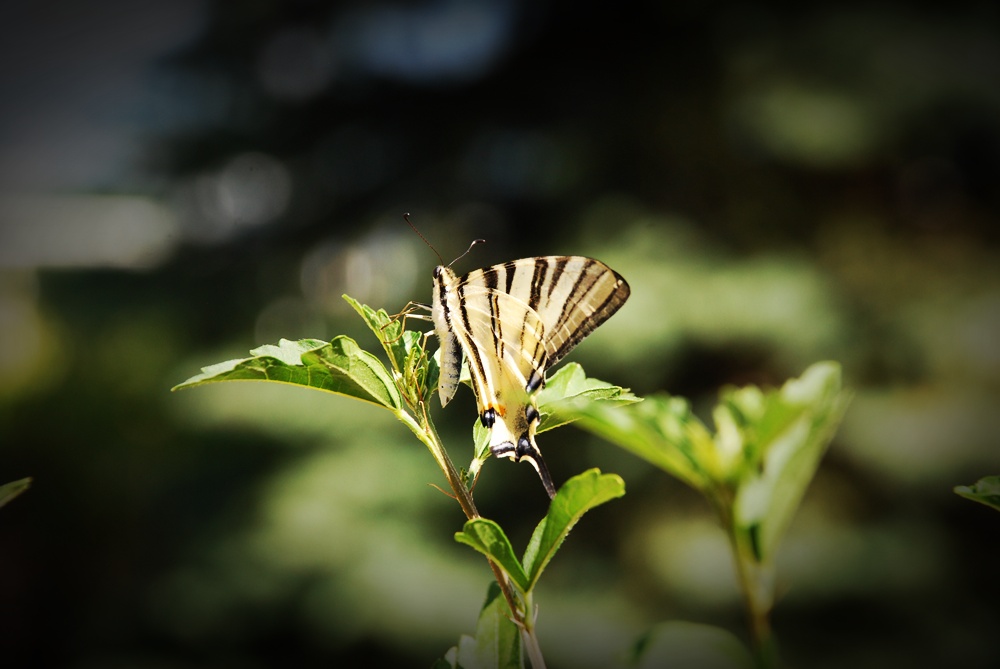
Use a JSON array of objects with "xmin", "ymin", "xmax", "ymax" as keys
[
  {"xmin": 174, "ymin": 294, "xmax": 851, "ymax": 668},
  {"xmin": 955, "ymin": 476, "xmax": 1000, "ymax": 513},
  {"xmin": 558, "ymin": 362, "xmax": 850, "ymax": 667},
  {"xmin": 174, "ymin": 295, "xmax": 637, "ymax": 668}
]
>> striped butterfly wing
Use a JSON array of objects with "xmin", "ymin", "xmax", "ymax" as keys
[
  {"xmin": 432, "ymin": 256, "xmax": 630, "ymax": 498},
  {"xmin": 520, "ymin": 256, "xmax": 631, "ymax": 367}
]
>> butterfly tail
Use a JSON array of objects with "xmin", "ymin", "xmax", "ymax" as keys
[
  {"xmin": 519, "ymin": 445, "xmax": 557, "ymax": 499},
  {"xmin": 508, "ymin": 432, "xmax": 556, "ymax": 499},
  {"xmin": 488, "ymin": 411, "xmax": 557, "ymax": 499}
]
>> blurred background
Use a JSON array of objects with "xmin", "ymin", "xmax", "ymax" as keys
[{"xmin": 2, "ymin": 1, "xmax": 999, "ymax": 667}]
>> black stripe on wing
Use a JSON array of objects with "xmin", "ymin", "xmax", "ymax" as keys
[
  {"xmin": 451, "ymin": 255, "xmax": 628, "ymax": 390},
  {"xmin": 456, "ymin": 283, "xmax": 492, "ymax": 402},
  {"xmin": 548, "ymin": 265, "xmax": 629, "ymax": 366}
]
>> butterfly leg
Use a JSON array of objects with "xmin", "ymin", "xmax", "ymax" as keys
[{"xmin": 381, "ymin": 301, "xmax": 432, "ymax": 344}]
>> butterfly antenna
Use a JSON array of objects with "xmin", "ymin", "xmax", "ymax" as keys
[
  {"xmin": 403, "ymin": 213, "xmax": 444, "ymax": 266},
  {"xmin": 448, "ymin": 238, "xmax": 487, "ymax": 267}
]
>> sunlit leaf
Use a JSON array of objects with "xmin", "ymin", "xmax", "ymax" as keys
[
  {"xmin": 955, "ymin": 476, "xmax": 1000, "ymax": 513},
  {"xmin": 455, "ymin": 519, "xmax": 530, "ymax": 594},
  {"xmin": 570, "ymin": 394, "xmax": 718, "ymax": 493},
  {"xmin": 343, "ymin": 294, "xmax": 408, "ymax": 370},
  {"xmin": 536, "ymin": 363, "xmax": 641, "ymax": 433},
  {"xmin": 465, "ymin": 420, "xmax": 492, "ymax": 490},
  {"xmin": 522, "ymin": 469, "xmax": 625, "ymax": 590},
  {"xmin": 732, "ymin": 361, "xmax": 850, "ymax": 562},
  {"xmin": 438, "ymin": 583, "xmax": 523, "ymax": 669},
  {"xmin": 302, "ymin": 337, "xmax": 403, "ymax": 410},
  {"xmin": 0, "ymin": 477, "xmax": 31, "ymax": 509},
  {"xmin": 628, "ymin": 621, "xmax": 754, "ymax": 669},
  {"xmin": 172, "ymin": 336, "xmax": 403, "ymax": 411},
  {"xmin": 401, "ymin": 330, "xmax": 436, "ymax": 403},
  {"xmin": 577, "ymin": 362, "xmax": 849, "ymax": 563},
  {"xmin": 345, "ymin": 294, "xmax": 440, "ymax": 405}
]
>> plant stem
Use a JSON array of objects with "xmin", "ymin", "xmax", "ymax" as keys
[
  {"xmin": 415, "ymin": 403, "xmax": 480, "ymax": 520},
  {"xmin": 709, "ymin": 489, "xmax": 777, "ymax": 668},
  {"xmin": 522, "ymin": 627, "xmax": 546, "ymax": 668},
  {"xmin": 402, "ymin": 402, "xmax": 533, "ymax": 651},
  {"xmin": 520, "ymin": 592, "xmax": 546, "ymax": 669},
  {"xmin": 381, "ymin": 312, "xmax": 543, "ymax": 663},
  {"xmin": 734, "ymin": 547, "xmax": 777, "ymax": 668}
]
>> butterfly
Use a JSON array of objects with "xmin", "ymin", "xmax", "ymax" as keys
[{"xmin": 431, "ymin": 256, "xmax": 630, "ymax": 498}]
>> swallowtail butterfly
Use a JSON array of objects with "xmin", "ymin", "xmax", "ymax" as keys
[{"xmin": 432, "ymin": 256, "xmax": 629, "ymax": 498}]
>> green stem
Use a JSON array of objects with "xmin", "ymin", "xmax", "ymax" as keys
[
  {"xmin": 386, "ymin": 336, "xmax": 543, "ymax": 666},
  {"xmin": 404, "ymin": 403, "xmax": 479, "ymax": 520},
  {"xmin": 733, "ymin": 543, "xmax": 777, "ymax": 668},
  {"xmin": 398, "ymin": 402, "xmax": 533, "ymax": 653},
  {"xmin": 520, "ymin": 592, "xmax": 546, "ymax": 669},
  {"xmin": 711, "ymin": 489, "xmax": 778, "ymax": 668}
]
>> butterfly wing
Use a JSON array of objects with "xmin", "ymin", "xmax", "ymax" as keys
[
  {"xmin": 432, "ymin": 257, "xmax": 629, "ymax": 498},
  {"xmin": 431, "ymin": 270, "xmax": 464, "ymax": 408},
  {"xmin": 505, "ymin": 256, "xmax": 631, "ymax": 368}
]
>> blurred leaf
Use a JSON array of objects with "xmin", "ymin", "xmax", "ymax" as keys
[
  {"xmin": 0, "ymin": 477, "xmax": 31, "ymax": 509},
  {"xmin": 455, "ymin": 519, "xmax": 530, "ymax": 594},
  {"xmin": 955, "ymin": 476, "xmax": 1000, "ymax": 513},
  {"xmin": 731, "ymin": 362, "xmax": 850, "ymax": 562},
  {"xmin": 522, "ymin": 468, "xmax": 625, "ymax": 590},
  {"xmin": 577, "ymin": 362, "xmax": 848, "ymax": 563},
  {"xmin": 172, "ymin": 336, "xmax": 402, "ymax": 411},
  {"xmin": 628, "ymin": 621, "xmax": 754, "ymax": 669},
  {"xmin": 570, "ymin": 394, "xmax": 718, "ymax": 493},
  {"xmin": 433, "ymin": 655, "xmax": 455, "ymax": 669},
  {"xmin": 536, "ymin": 363, "xmax": 642, "ymax": 433},
  {"xmin": 438, "ymin": 582, "xmax": 523, "ymax": 669}
]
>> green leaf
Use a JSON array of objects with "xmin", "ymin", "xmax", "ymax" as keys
[
  {"xmin": 536, "ymin": 363, "xmax": 642, "ymax": 433},
  {"xmin": 576, "ymin": 362, "xmax": 849, "ymax": 563},
  {"xmin": 438, "ymin": 582, "xmax": 523, "ymax": 669},
  {"xmin": 571, "ymin": 394, "xmax": 718, "ymax": 493},
  {"xmin": 343, "ymin": 294, "xmax": 408, "ymax": 369},
  {"xmin": 401, "ymin": 330, "xmax": 435, "ymax": 403},
  {"xmin": 302, "ymin": 337, "xmax": 404, "ymax": 410},
  {"xmin": 0, "ymin": 477, "xmax": 31, "ymax": 509},
  {"xmin": 522, "ymin": 468, "xmax": 625, "ymax": 590},
  {"xmin": 464, "ymin": 420, "xmax": 493, "ymax": 491},
  {"xmin": 955, "ymin": 476, "xmax": 1000, "ymax": 513},
  {"xmin": 455, "ymin": 519, "xmax": 530, "ymax": 594},
  {"xmin": 628, "ymin": 621, "xmax": 755, "ymax": 669},
  {"xmin": 344, "ymin": 294, "xmax": 439, "ymax": 405},
  {"xmin": 172, "ymin": 336, "xmax": 403, "ymax": 411},
  {"xmin": 731, "ymin": 361, "xmax": 850, "ymax": 562}
]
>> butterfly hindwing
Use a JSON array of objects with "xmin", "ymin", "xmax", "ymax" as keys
[
  {"xmin": 432, "ymin": 256, "xmax": 630, "ymax": 498},
  {"xmin": 458, "ymin": 284, "xmax": 547, "ymax": 398}
]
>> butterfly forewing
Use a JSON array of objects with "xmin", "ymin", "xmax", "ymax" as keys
[
  {"xmin": 520, "ymin": 256, "xmax": 630, "ymax": 367},
  {"xmin": 431, "ymin": 256, "xmax": 630, "ymax": 498}
]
